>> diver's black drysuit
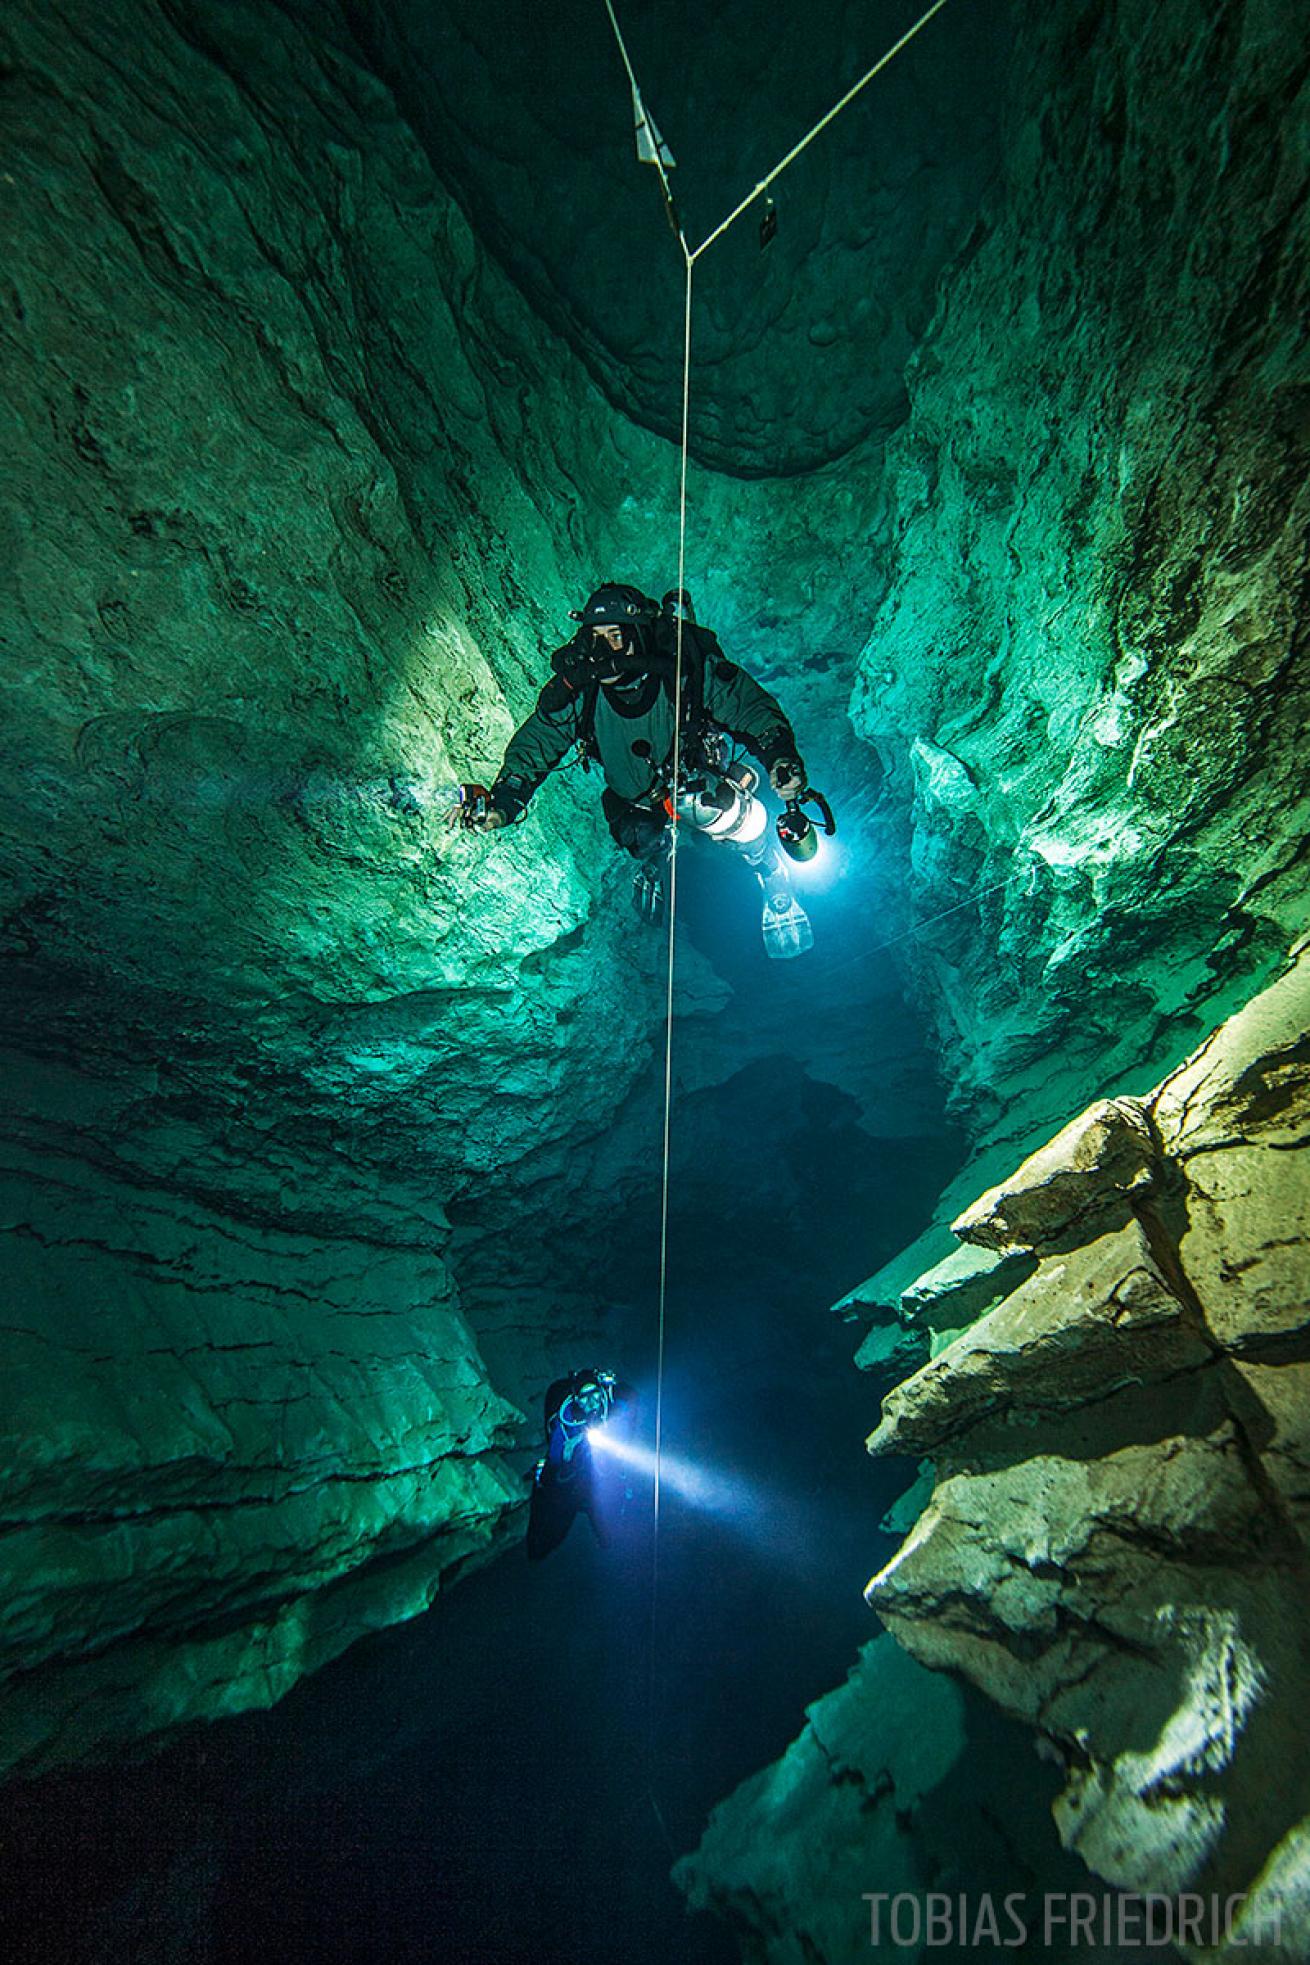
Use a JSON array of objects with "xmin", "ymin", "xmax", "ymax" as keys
[
  {"xmin": 489, "ymin": 615, "xmax": 804, "ymax": 859},
  {"xmin": 527, "ymin": 1372, "xmax": 635, "ymax": 1563}
]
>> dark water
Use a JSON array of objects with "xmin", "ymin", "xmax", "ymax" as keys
[
  {"xmin": 2, "ymin": 841, "xmax": 958, "ymax": 1963},
  {"xmin": 1, "ymin": 1270, "xmax": 921, "ymax": 1965}
]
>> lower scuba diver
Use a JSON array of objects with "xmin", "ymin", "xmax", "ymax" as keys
[
  {"xmin": 527, "ymin": 1367, "xmax": 635, "ymax": 1562},
  {"xmin": 448, "ymin": 584, "xmax": 834, "ymax": 958}
]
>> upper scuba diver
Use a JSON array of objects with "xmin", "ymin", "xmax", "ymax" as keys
[
  {"xmin": 528, "ymin": 1366, "xmax": 635, "ymax": 1562},
  {"xmin": 449, "ymin": 583, "xmax": 833, "ymax": 959}
]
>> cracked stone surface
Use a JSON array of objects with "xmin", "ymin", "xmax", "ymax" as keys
[
  {"xmin": 0, "ymin": 0, "xmax": 672, "ymax": 1777},
  {"xmin": 3, "ymin": 3, "xmax": 1309, "ymax": 1921},
  {"xmin": 865, "ymin": 944, "xmax": 1310, "ymax": 1957}
]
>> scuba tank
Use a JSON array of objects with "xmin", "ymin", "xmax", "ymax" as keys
[
  {"xmin": 673, "ymin": 738, "xmax": 826, "ymax": 959},
  {"xmin": 675, "ymin": 728, "xmax": 767, "ymax": 843},
  {"xmin": 675, "ymin": 755, "xmax": 768, "ymax": 846}
]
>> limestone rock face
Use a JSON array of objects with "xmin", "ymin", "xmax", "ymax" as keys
[
  {"xmin": 950, "ymin": 1097, "xmax": 1160, "ymax": 1254},
  {"xmin": 675, "ymin": 1636, "xmax": 1125, "ymax": 1965},
  {"xmin": 867, "ymin": 945, "xmax": 1310, "ymax": 1953},
  {"xmin": 851, "ymin": 0, "xmax": 1310, "ymax": 1170},
  {"xmin": 3, "ymin": 0, "xmax": 1308, "ymax": 1865},
  {"xmin": 675, "ymin": 1633, "xmax": 1155, "ymax": 1965},
  {"xmin": 0, "ymin": 0, "xmax": 671, "ymax": 1779}
]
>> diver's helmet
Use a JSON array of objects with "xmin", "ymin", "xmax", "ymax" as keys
[{"xmin": 569, "ymin": 584, "xmax": 659, "ymax": 628}]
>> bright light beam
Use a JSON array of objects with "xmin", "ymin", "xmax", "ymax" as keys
[
  {"xmin": 590, "ymin": 1427, "xmax": 752, "ymax": 1517},
  {"xmin": 779, "ymin": 832, "xmax": 844, "ymax": 892}
]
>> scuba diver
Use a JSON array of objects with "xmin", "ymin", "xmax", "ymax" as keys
[
  {"xmin": 449, "ymin": 583, "xmax": 833, "ymax": 958},
  {"xmin": 528, "ymin": 1367, "xmax": 635, "ymax": 1562}
]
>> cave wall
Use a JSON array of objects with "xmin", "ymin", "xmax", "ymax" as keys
[
  {"xmin": 678, "ymin": 951, "xmax": 1310, "ymax": 1965},
  {"xmin": 321, "ymin": 0, "xmax": 1005, "ymax": 472},
  {"xmin": 3, "ymin": 0, "xmax": 1305, "ymax": 1853},
  {"xmin": 679, "ymin": 0, "xmax": 1309, "ymax": 1953},
  {"xmin": 865, "ymin": 943, "xmax": 1310, "ymax": 1950},
  {"xmin": 0, "ymin": 0, "xmax": 693, "ymax": 1778},
  {"xmin": 849, "ymin": 0, "xmax": 1309, "ymax": 1221},
  {"xmin": 0, "ymin": 0, "xmax": 970, "ymax": 1779}
]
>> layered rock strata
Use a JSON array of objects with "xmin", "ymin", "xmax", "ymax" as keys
[
  {"xmin": 866, "ymin": 943, "xmax": 1310, "ymax": 1956},
  {"xmin": 678, "ymin": 945, "xmax": 1309, "ymax": 1962},
  {"xmin": 1, "ymin": 0, "xmax": 662, "ymax": 1778},
  {"xmin": 5, "ymin": 0, "xmax": 1308, "ymax": 1809}
]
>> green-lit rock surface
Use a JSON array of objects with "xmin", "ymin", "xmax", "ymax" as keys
[
  {"xmin": 0, "ymin": 0, "xmax": 949, "ymax": 1777},
  {"xmin": 684, "ymin": 950, "xmax": 1309, "ymax": 1964},
  {"xmin": 676, "ymin": 0, "xmax": 1309, "ymax": 1950},
  {"xmin": 0, "ymin": 0, "xmax": 669, "ymax": 1777},
  {"xmin": 324, "ymin": 0, "xmax": 1004, "ymax": 473},
  {"xmin": 850, "ymin": 0, "xmax": 1310, "ymax": 1179}
]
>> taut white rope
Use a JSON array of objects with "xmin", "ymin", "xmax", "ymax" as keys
[{"xmin": 598, "ymin": 0, "xmax": 954, "ymax": 1799}]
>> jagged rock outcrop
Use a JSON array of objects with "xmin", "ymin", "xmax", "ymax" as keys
[
  {"xmin": 678, "ymin": 945, "xmax": 1309, "ymax": 1965},
  {"xmin": 867, "ymin": 943, "xmax": 1310, "ymax": 1957},
  {"xmin": 675, "ymin": 1636, "xmax": 1135, "ymax": 1965}
]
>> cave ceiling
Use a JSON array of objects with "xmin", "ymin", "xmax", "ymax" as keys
[{"xmin": 315, "ymin": 0, "xmax": 1008, "ymax": 472}]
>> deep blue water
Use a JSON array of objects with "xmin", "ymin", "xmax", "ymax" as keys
[
  {"xmin": 2, "ymin": 1268, "xmax": 919, "ymax": 1964},
  {"xmin": 2, "ymin": 837, "xmax": 958, "ymax": 1963}
]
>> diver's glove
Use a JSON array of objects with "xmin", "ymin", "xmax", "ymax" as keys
[
  {"xmin": 445, "ymin": 783, "xmax": 503, "ymax": 830},
  {"xmin": 768, "ymin": 756, "xmax": 806, "ymax": 798},
  {"xmin": 446, "ymin": 777, "xmax": 527, "ymax": 829}
]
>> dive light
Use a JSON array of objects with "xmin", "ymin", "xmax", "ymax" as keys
[{"xmin": 776, "ymin": 788, "xmax": 837, "ymax": 863}]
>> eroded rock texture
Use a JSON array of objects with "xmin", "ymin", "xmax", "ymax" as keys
[
  {"xmin": 3, "ymin": 0, "xmax": 1308, "ymax": 1901},
  {"xmin": 0, "ymin": 0, "xmax": 689, "ymax": 1778},
  {"xmin": 0, "ymin": 0, "xmax": 953, "ymax": 1780},
  {"xmin": 680, "ymin": 950, "xmax": 1309, "ymax": 1965},
  {"xmin": 851, "ymin": 0, "xmax": 1310, "ymax": 1214},
  {"xmin": 675, "ymin": 1637, "xmax": 1133, "ymax": 1965},
  {"xmin": 867, "ymin": 944, "xmax": 1310, "ymax": 1955}
]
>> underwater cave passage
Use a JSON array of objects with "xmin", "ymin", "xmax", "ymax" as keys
[{"xmin": 4, "ymin": 0, "xmax": 1309, "ymax": 1957}]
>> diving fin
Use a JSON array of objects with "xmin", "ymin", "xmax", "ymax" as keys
[
  {"xmin": 632, "ymin": 863, "xmax": 666, "ymax": 926},
  {"xmin": 761, "ymin": 888, "xmax": 813, "ymax": 959}
]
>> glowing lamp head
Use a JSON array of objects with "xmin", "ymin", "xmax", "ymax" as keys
[
  {"xmin": 776, "ymin": 803, "xmax": 819, "ymax": 861},
  {"xmin": 776, "ymin": 788, "xmax": 836, "ymax": 863}
]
